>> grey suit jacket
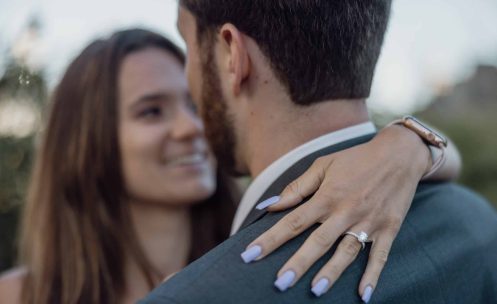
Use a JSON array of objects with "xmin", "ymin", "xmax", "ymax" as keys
[{"xmin": 140, "ymin": 135, "xmax": 497, "ymax": 303}]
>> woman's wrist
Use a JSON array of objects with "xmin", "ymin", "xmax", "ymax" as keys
[{"xmin": 376, "ymin": 124, "xmax": 433, "ymax": 179}]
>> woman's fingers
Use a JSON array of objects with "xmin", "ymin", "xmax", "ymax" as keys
[
  {"xmin": 239, "ymin": 126, "xmax": 435, "ymax": 301},
  {"xmin": 271, "ymin": 217, "xmax": 348, "ymax": 291},
  {"xmin": 242, "ymin": 202, "xmax": 324, "ymax": 262},
  {"xmin": 310, "ymin": 234, "xmax": 364, "ymax": 297},
  {"xmin": 358, "ymin": 231, "xmax": 396, "ymax": 303},
  {"xmin": 264, "ymin": 157, "xmax": 331, "ymax": 212}
]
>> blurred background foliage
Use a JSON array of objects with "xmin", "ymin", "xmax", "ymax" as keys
[
  {"xmin": 373, "ymin": 64, "xmax": 497, "ymax": 205},
  {"xmin": 0, "ymin": 22, "xmax": 47, "ymax": 270},
  {"xmin": 418, "ymin": 65, "xmax": 497, "ymax": 204},
  {"xmin": 1, "ymin": 19, "xmax": 496, "ymax": 274}
]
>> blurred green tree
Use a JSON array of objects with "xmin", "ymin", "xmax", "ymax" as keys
[{"xmin": 0, "ymin": 50, "xmax": 47, "ymax": 271}]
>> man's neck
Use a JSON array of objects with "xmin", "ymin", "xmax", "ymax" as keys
[{"xmin": 246, "ymin": 99, "xmax": 369, "ymax": 177}]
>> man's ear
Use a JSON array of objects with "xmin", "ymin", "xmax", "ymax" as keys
[{"xmin": 219, "ymin": 23, "xmax": 251, "ymax": 96}]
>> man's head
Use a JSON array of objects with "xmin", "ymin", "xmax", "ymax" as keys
[{"xmin": 177, "ymin": 0, "xmax": 391, "ymax": 175}]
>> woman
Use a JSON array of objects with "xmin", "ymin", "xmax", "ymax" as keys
[{"xmin": 0, "ymin": 29, "xmax": 460, "ymax": 303}]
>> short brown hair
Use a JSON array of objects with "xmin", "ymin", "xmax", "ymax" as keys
[{"xmin": 181, "ymin": 0, "xmax": 392, "ymax": 105}]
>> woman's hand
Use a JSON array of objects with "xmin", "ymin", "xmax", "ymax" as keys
[{"xmin": 241, "ymin": 125, "xmax": 456, "ymax": 302}]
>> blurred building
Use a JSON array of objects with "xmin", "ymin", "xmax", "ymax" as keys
[
  {"xmin": 419, "ymin": 64, "xmax": 497, "ymax": 205},
  {"xmin": 430, "ymin": 65, "xmax": 497, "ymax": 115}
]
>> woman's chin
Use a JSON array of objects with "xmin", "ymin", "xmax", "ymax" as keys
[
  {"xmin": 163, "ymin": 180, "xmax": 217, "ymax": 206},
  {"xmin": 187, "ymin": 181, "xmax": 217, "ymax": 202},
  {"xmin": 129, "ymin": 173, "xmax": 217, "ymax": 207}
]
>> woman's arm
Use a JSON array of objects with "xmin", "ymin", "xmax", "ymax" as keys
[{"xmin": 241, "ymin": 120, "xmax": 461, "ymax": 303}]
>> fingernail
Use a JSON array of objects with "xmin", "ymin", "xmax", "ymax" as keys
[
  {"xmin": 274, "ymin": 270, "xmax": 296, "ymax": 292},
  {"xmin": 240, "ymin": 245, "xmax": 262, "ymax": 263},
  {"xmin": 362, "ymin": 285, "xmax": 374, "ymax": 303},
  {"xmin": 311, "ymin": 278, "xmax": 329, "ymax": 297},
  {"xmin": 255, "ymin": 196, "xmax": 280, "ymax": 210}
]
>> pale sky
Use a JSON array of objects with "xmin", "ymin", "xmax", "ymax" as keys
[{"xmin": 1, "ymin": 0, "xmax": 497, "ymax": 114}]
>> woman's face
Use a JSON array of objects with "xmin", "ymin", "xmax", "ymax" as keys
[{"xmin": 118, "ymin": 47, "xmax": 216, "ymax": 206}]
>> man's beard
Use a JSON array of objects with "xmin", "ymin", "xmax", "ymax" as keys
[{"xmin": 198, "ymin": 42, "xmax": 241, "ymax": 176}]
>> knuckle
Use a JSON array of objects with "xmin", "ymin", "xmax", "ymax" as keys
[
  {"xmin": 311, "ymin": 229, "xmax": 333, "ymax": 248},
  {"xmin": 317, "ymin": 199, "xmax": 334, "ymax": 220},
  {"xmin": 314, "ymin": 188, "xmax": 341, "ymax": 209},
  {"xmin": 327, "ymin": 184, "xmax": 347, "ymax": 202},
  {"xmin": 341, "ymin": 238, "xmax": 361, "ymax": 256},
  {"xmin": 262, "ymin": 232, "xmax": 279, "ymax": 249},
  {"xmin": 352, "ymin": 191, "xmax": 370, "ymax": 208},
  {"xmin": 373, "ymin": 249, "xmax": 389, "ymax": 265},
  {"xmin": 291, "ymin": 254, "xmax": 310, "ymax": 272},
  {"xmin": 314, "ymin": 156, "xmax": 326, "ymax": 166},
  {"xmin": 286, "ymin": 180, "xmax": 303, "ymax": 198},
  {"xmin": 324, "ymin": 264, "xmax": 341, "ymax": 279},
  {"xmin": 384, "ymin": 216, "xmax": 403, "ymax": 232},
  {"xmin": 283, "ymin": 213, "xmax": 306, "ymax": 234},
  {"xmin": 310, "ymin": 157, "xmax": 328, "ymax": 177}
]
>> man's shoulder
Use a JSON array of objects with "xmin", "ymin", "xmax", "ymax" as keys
[
  {"xmin": 140, "ymin": 208, "xmax": 364, "ymax": 303},
  {"xmin": 414, "ymin": 182, "xmax": 490, "ymax": 203},
  {"xmin": 407, "ymin": 182, "xmax": 497, "ymax": 260},
  {"xmin": 396, "ymin": 183, "xmax": 497, "ymax": 303},
  {"xmin": 140, "ymin": 183, "xmax": 497, "ymax": 304},
  {"xmin": 410, "ymin": 182, "xmax": 497, "ymax": 230}
]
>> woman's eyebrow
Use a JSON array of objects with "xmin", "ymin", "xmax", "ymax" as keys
[{"xmin": 134, "ymin": 92, "xmax": 175, "ymax": 104}]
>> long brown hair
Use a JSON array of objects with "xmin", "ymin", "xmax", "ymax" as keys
[{"xmin": 19, "ymin": 29, "xmax": 237, "ymax": 304}]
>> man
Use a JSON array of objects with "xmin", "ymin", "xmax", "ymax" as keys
[{"xmin": 141, "ymin": 1, "xmax": 497, "ymax": 303}]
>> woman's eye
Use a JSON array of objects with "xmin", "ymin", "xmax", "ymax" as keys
[
  {"xmin": 185, "ymin": 96, "xmax": 198, "ymax": 114},
  {"xmin": 139, "ymin": 106, "xmax": 162, "ymax": 119}
]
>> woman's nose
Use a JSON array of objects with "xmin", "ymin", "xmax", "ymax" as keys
[{"xmin": 169, "ymin": 103, "xmax": 203, "ymax": 140}]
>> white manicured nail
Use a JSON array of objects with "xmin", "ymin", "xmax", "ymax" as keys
[
  {"xmin": 311, "ymin": 278, "xmax": 329, "ymax": 297},
  {"xmin": 256, "ymin": 196, "xmax": 281, "ymax": 210},
  {"xmin": 274, "ymin": 270, "xmax": 296, "ymax": 292},
  {"xmin": 241, "ymin": 245, "xmax": 262, "ymax": 263}
]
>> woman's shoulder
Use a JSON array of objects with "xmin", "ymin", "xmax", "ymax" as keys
[{"xmin": 0, "ymin": 268, "xmax": 25, "ymax": 304}]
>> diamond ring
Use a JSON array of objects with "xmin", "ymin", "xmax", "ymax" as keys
[{"xmin": 344, "ymin": 231, "xmax": 370, "ymax": 250}]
